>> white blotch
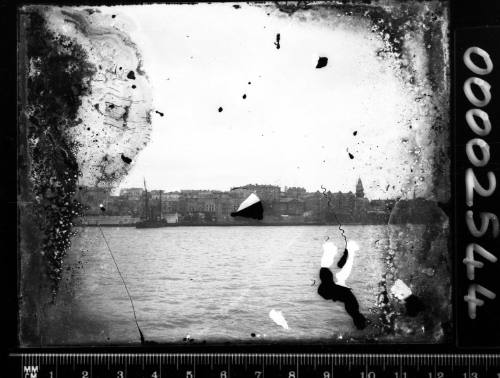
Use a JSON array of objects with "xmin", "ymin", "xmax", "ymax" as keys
[
  {"xmin": 320, "ymin": 241, "xmax": 338, "ymax": 268},
  {"xmin": 390, "ymin": 279, "xmax": 413, "ymax": 300},
  {"xmin": 346, "ymin": 240, "xmax": 360, "ymax": 252},
  {"xmin": 269, "ymin": 309, "xmax": 289, "ymax": 330},
  {"xmin": 236, "ymin": 193, "xmax": 260, "ymax": 211}
]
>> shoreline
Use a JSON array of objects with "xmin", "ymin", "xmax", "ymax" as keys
[
  {"xmin": 75, "ymin": 222, "xmax": 366, "ymax": 227},
  {"xmin": 74, "ymin": 222, "xmax": 428, "ymax": 228}
]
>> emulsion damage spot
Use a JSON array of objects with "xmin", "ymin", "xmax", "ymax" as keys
[
  {"xmin": 274, "ymin": 33, "xmax": 280, "ymax": 49},
  {"xmin": 316, "ymin": 57, "xmax": 328, "ymax": 69},
  {"xmin": 121, "ymin": 154, "xmax": 132, "ymax": 164}
]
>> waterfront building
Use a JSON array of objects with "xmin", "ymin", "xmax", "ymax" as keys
[
  {"xmin": 356, "ymin": 178, "xmax": 365, "ymax": 198},
  {"xmin": 79, "ymin": 178, "xmax": 398, "ymax": 225},
  {"xmin": 150, "ymin": 189, "xmax": 164, "ymax": 200},
  {"xmin": 238, "ymin": 184, "xmax": 281, "ymax": 202},
  {"xmin": 277, "ymin": 198, "xmax": 305, "ymax": 216},
  {"xmin": 303, "ymin": 192, "xmax": 322, "ymax": 222},
  {"xmin": 284, "ymin": 187, "xmax": 307, "ymax": 199},
  {"xmin": 119, "ymin": 187, "xmax": 144, "ymax": 201}
]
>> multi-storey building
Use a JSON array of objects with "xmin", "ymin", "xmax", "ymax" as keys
[
  {"xmin": 236, "ymin": 184, "xmax": 281, "ymax": 202},
  {"xmin": 119, "ymin": 187, "xmax": 144, "ymax": 201},
  {"xmin": 284, "ymin": 187, "xmax": 307, "ymax": 199},
  {"xmin": 80, "ymin": 178, "xmax": 397, "ymax": 225}
]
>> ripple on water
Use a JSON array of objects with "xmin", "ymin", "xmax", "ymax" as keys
[{"xmin": 59, "ymin": 225, "xmax": 386, "ymax": 343}]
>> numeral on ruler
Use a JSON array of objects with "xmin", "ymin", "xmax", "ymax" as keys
[
  {"xmin": 12, "ymin": 353, "xmax": 500, "ymax": 377},
  {"xmin": 361, "ymin": 372, "xmax": 376, "ymax": 378}
]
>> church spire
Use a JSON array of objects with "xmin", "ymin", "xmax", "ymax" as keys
[{"xmin": 356, "ymin": 178, "xmax": 364, "ymax": 198}]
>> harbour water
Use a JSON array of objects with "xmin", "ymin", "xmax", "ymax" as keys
[{"xmin": 51, "ymin": 225, "xmax": 387, "ymax": 344}]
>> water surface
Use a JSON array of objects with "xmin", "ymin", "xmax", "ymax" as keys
[{"xmin": 53, "ymin": 225, "xmax": 386, "ymax": 344}]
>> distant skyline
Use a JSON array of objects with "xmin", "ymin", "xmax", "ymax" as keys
[
  {"xmin": 116, "ymin": 181, "xmax": 362, "ymax": 193},
  {"xmin": 113, "ymin": 178, "xmax": 387, "ymax": 199},
  {"xmin": 101, "ymin": 3, "xmax": 435, "ymax": 200}
]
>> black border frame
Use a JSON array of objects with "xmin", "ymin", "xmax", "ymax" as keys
[{"xmin": 3, "ymin": 0, "xmax": 500, "ymax": 363}]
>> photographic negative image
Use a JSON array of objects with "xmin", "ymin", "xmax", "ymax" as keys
[{"xmin": 18, "ymin": 1, "xmax": 451, "ymax": 346}]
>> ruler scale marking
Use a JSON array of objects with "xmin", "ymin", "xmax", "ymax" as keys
[{"xmin": 12, "ymin": 353, "xmax": 500, "ymax": 377}]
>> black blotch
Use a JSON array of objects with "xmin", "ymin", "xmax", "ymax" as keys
[
  {"xmin": 119, "ymin": 66, "xmax": 122, "ymax": 70},
  {"xmin": 242, "ymin": 94, "xmax": 247, "ymax": 99},
  {"xmin": 132, "ymin": 85, "xmax": 136, "ymax": 89},
  {"xmin": 108, "ymin": 103, "xmax": 114, "ymax": 109},
  {"xmin": 316, "ymin": 57, "xmax": 328, "ymax": 69},
  {"xmin": 127, "ymin": 70, "xmax": 136, "ymax": 80},
  {"xmin": 337, "ymin": 249, "xmax": 348, "ymax": 268},
  {"xmin": 111, "ymin": 14, "xmax": 116, "ymax": 18},
  {"xmin": 251, "ymin": 333, "xmax": 256, "ymax": 337},
  {"xmin": 248, "ymin": 81, "xmax": 251, "ymax": 85},
  {"xmin": 231, "ymin": 200, "xmax": 263, "ymax": 220},
  {"xmin": 437, "ymin": 201, "xmax": 451, "ymax": 218},
  {"xmin": 348, "ymin": 152, "xmax": 354, "ymax": 159},
  {"xmin": 274, "ymin": 33, "xmax": 280, "ymax": 49},
  {"xmin": 155, "ymin": 110, "xmax": 164, "ymax": 117},
  {"xmin": 87, "ymin": 127, "xmax": 90, "ymax": 131},
  {"xmin": 318, "ymin": 267, "xmax": 366, "ymax": 330},
  {"xmin": 218, "ymin": 107, "xmax": 223, "ymax": 112},
  {"xmin": 405, "ymin": 294, "xmax": 425, "ymax": 317},
  {"xmin": 233, "ymin": 4, "xmax": 240, "ymax": 9},
  {"xmin": 353, "ymin": 130, "xmax": 358, "ymax": 136},
  {"xmin": 99, "ymin": 204, "xmax": 106, "ymax": 212},
  {"xmin": 93, "ymin": 104, "xmax": 99, "ymax": 110},
  {"xmin": 121, "ymin": 154, "xmax": 132, "ymax": 164}
]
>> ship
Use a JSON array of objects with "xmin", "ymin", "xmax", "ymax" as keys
[{"xmin": 135, "ymin": 179, "xmax": 169, "ymax": 228}]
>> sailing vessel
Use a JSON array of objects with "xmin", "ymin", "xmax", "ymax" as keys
[{"xmin": 135, "ymin": 179, "xmax": 169, "ymax": 228}]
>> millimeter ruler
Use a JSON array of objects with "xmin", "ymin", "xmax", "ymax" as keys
[{"xmin": 10, "ymin": 353, "xmax": 500, "ymax": 378}]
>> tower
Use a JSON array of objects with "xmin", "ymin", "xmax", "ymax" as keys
[{"xmin": 356, "ymin": 178, "xmax": 364, "ymax": 198}]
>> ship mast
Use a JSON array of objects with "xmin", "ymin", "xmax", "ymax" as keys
[
  {"xmin": 159, "ymin": 190, "xmax": 162, "ymax": 220},
  {"xmin": 143, "ymin": 178, "xmax": 149, "ymax": 220}
]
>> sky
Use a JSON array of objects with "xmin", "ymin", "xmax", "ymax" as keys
[{"xmin": 104, "ymin": 3, "xmax": 421, "ymax": 199}]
